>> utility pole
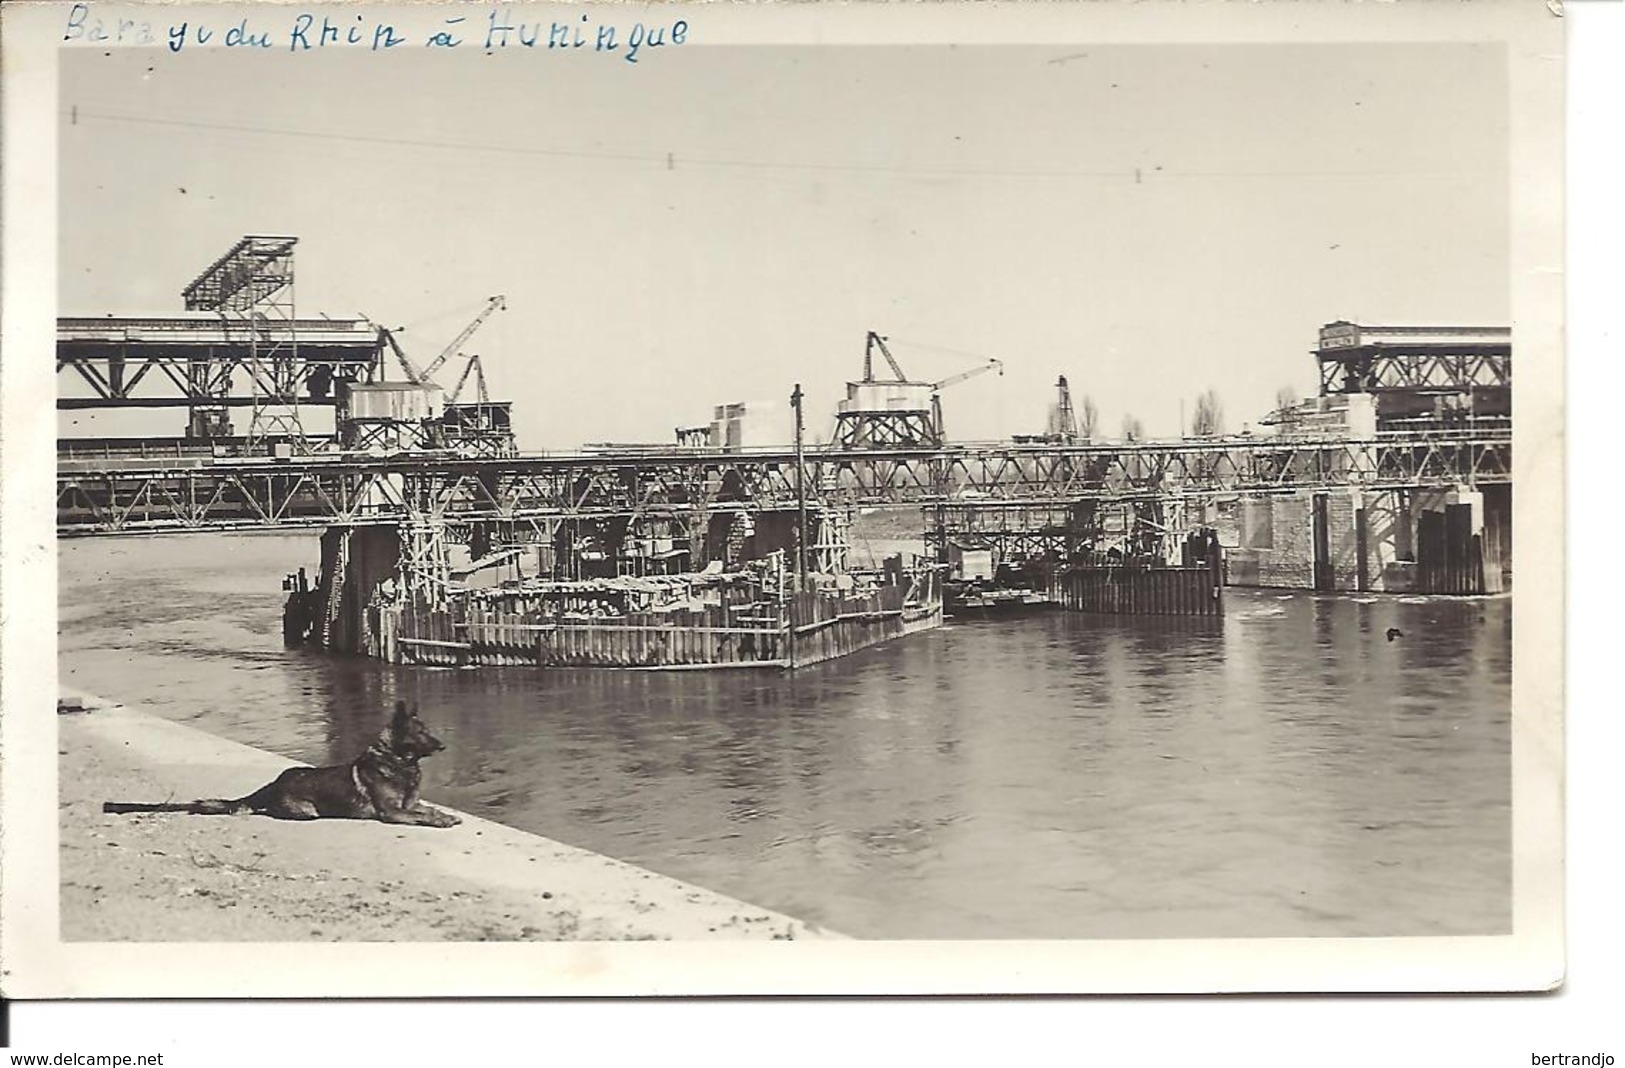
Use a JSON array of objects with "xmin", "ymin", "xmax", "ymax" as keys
[{"xmin": 792, "ymin": 383, "xmax": 808, "ymax": 591}]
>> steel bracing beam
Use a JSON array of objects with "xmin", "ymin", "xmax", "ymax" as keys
[
  {"xmin": 57, "ymin": 317, "xmax": 384, "ymax": 408},
  {"xmin": 1318, "ymin": 347, "xmax": 1511, "ymax": 395},
  {"xmin": 56, "ymin": 430, "xmax": 1510, "ymax": 536},
  {"xmin": 181, "ymin": 236, "xmax": 298, "ymax": 312},
  {"xmin": 923, "ymin": 500, "xmax": 1084, "ymax": 561}
]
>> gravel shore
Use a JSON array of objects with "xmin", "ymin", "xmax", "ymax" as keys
[{"xmin": 60, "ymin": 696, "xmax": 838, "ymax": 942}]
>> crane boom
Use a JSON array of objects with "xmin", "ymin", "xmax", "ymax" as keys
[
  {"xmin": 379, "ymin": 327, "xmax": 425, "ymax": 383},
  {"xmin": 933, "ymin": 358, "xmax": 1003, "ymax": 390},
  {"xmin": 446, "ymin": 352, "xmax": 489, "ymax": 406},
  {"xmin": 864, "ymin": 331, "xmax": 910, "ymax": 383},
  {"xmin": 928, "ymin": 358, "xmax": 1003, "ymax": 443},
  {"xmin": 419, "ymin": 295, "xmax": 506, "ymax": 382}
]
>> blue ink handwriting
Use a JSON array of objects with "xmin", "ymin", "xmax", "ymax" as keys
[
  {"xmin": 63, "ymin": 2, "xmax": 692, "ymax": 61},
  {"xmin": 483, "ymin": 7, "xmax": 688, "ymax": 62},
  {"xmin": 289, "ymin": 13, "xmax": 404, "ymax": 51},
  {"xmin": 62, "ymin": 3, "xmax": 156, "ymax": 45}
]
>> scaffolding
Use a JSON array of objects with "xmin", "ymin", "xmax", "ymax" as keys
[{"xmin": 182, "ymin": 235, "xmax": 304, "ymax": 451}]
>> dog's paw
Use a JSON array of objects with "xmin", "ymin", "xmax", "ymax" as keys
[{"xmin": 429, "ymin": 810, "xmax": 462, "ymax": 828}]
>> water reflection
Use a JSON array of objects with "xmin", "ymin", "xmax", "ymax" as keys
[{"xmin": 61, "ymin": 534, "xmax": 1510, "ymax": 939}]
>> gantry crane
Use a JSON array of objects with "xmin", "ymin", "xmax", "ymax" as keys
[{"xmin": 834, "ymin": 331, "xmax": 1003, "ymax": 448}]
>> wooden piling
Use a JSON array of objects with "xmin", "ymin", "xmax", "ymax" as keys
[
  {"xmin": 1415, "ymin": 504, "xmax": 1486, "ymax": 595},
  {"xmin": 1055, "ymin": 565, "xmax": 1220, "ymax": 617},
  {"xmin": 388, "ymin": 567, "xmax": 942, "ymax": 672}
]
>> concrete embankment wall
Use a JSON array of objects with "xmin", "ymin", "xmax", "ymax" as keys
[{"xmin": 59, "ymin": 694, "xmax": 840, "ymax": 945}]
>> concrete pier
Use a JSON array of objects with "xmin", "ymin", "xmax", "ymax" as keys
[{"xmin": 1225, "ymin": 485, "xmax": 1511, "ymax": 594}]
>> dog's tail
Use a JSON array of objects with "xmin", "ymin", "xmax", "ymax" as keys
[{"xmin": 103, "ymin": 798, "xmax": 246, "ymax": 815}]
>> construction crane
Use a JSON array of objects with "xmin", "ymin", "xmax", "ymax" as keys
[
  {"xmin": 417, "ymin": 295, "xmax": 506, "ymax": 383},
  {"xmin": 379, "ymin": 327, "xmax": 420, "ymax": 383},
  {"xmin": 863, "ymin": 330, "xmax": 910, "ymax": 383},
  {"xmin": 1013, "ymin": 375, "xmax": 1085, "ymax": 445},
  {"xmin": 438, "ymin": 346, "xmax": 517, "ymax": 456},
  {"xmin": 363, "ymin": 295, "xmax": 515, "ymax": 456},
  {"xmin": 1049, "ymin": 375, "xmax": 1079, "ymax": 442},
  {"xmin": 444, "ymin": 349, "xmax": 491, "ymax": 406},
  {"xmin": 834, "ymin": 331, "xmax": 1004, "ymax": 448},
  {"xmin": 379, "ymin": 295, "xmax": 506, "ymax": 386},
  {"xmin": 929, "ymin": 358, "xmax": 1003, "ymax": 442}
]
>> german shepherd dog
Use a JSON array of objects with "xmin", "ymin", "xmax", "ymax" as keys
[{"xmin": 103, "ymin": 701, "xmax": 461, "ymax": 828}]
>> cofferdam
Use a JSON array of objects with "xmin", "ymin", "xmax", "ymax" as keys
[{"xmin": 60, "ymin": 532, "xmax": 1511, "ymax": 939}]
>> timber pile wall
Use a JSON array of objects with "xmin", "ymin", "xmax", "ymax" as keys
[
  {"xmin": 1054, "ymin": 566, "xmax": 1222, "ymax": 617},
  {"xmin": 534, "ymin": 604, "xmax": 787, "ymax": 669},
  {"xmin": 385, "ymin": 575, "xmax": 942, "ymax": 670},
  {"xmin": 1416, "ymin": 503, "xmax": 1506, "ymax": 596},
  {"xmin": 783, "ymin": 583, "xmax": 942, "ymax": 669}
]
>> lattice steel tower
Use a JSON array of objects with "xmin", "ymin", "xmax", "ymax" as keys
[{"xmin": 182, "ymin": 235, "xmax": 304, "ymax": 450}]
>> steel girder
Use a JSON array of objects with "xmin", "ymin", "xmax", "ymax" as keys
[
  {"xmin": 182, "ymin": 236, "xmax": 299, "ymax": 311},
  {"xmin": 56, "ymin": 318, "xmax": 384, "ymax": 409},
  {"xmin": 923, "ymin": 501, "xmax": 1080, "ymax": 558},
  {"xmin": 832, "ymin": 410, "xmax": 941, "ymax": 450},
  {"xmin": 57, "ymin": 344, "xmax": 380, "ymax": 408},
  {"xmin": 55, "ymin": 431, "xmax": 1511, "ymax": 536},
  {"xmin": 1318, "ymin": 347, "xmax": 1511, "ymax": 395}
]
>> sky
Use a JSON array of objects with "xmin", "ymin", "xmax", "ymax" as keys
[{"xmin": 58, "ymin": 41, "xmax": 1510, "ymax": 449}]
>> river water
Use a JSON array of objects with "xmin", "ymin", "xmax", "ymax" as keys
[{"xmin": 59, "ymin": 533, "xmax": 1511, "ymax": 939}]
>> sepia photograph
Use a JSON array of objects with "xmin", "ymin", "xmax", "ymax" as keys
[{"xmin": 1, "ymin": 0, "xmax": 1568, "ymax": 1003}]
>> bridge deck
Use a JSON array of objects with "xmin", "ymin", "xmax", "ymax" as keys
[
  {"xmin": 57, "ymin": 315, "xmax": 386, "ymax": 410},
  {"xmin": 56, "ymin": 431, "xmax": 1511, "ymax": 536},
  {"xmin": 58, "ymin": 315, "xmax": 381, "ymax": 346}
]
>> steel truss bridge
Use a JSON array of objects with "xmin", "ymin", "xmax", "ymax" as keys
[
  {"xmin": 56, "ymin": 315, "xmax": 384, "ymax": 410},
  {"xmin": 1314, "ymin": 323, "xmax": 1511, "ymax": 396},
  {"xmin": 57, "ymin": 429, "xmax": 1510, "ymax": 538}
]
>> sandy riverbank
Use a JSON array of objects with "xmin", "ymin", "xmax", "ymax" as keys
[{"xmin": 59, "ymin": 696, "xmax": 839, "ymax": 941}]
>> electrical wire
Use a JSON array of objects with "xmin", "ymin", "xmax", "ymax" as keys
[{"xmin": 61, "ymin": 107, "xmax": 1495, "ymax": 182}]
